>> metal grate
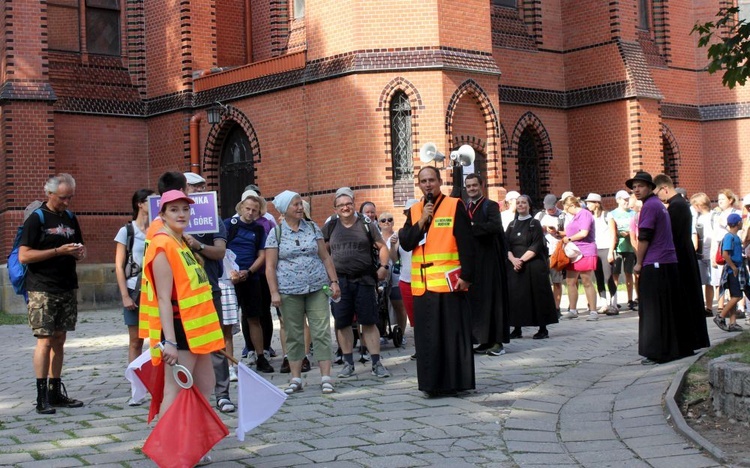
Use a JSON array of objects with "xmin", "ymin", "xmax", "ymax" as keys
[
  {"xmin": 390, "ymin": 91, "xmax": 413, "ymax": 182},
  {"xmin": 518, "ymin": 128, "xmax": 541, "ymax": 209},
  {"xmin": 220, "ymin": 125, "xmax": 255, "ymax": 219}
]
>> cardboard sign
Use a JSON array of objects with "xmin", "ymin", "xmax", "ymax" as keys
[{"xmin": 147, "ymin": 191, "xmax": 220, "ymax": 234}]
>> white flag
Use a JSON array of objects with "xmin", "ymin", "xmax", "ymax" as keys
[
  {"xmin": 236, "ymin": 362, "xmax": 287, "ymax": 441},
  {"xmin": 125, "ymin": 348, "xmax": 152, "ymax": 402}
]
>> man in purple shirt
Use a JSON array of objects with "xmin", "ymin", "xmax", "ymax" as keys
[{"xmin": 628, "ymin": 171, "xmax": 694, "ymax": 365}]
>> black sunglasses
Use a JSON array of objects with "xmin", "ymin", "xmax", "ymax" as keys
[{"xmin": 379, "ymin": 218, "xmax": 393, "ymax": 223}]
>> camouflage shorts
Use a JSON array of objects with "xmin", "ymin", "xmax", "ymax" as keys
[{"xmin": 27, "ymin": 290, "xmax": 78, "ymax": 337}]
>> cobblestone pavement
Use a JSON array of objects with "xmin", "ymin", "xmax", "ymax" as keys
[{"xmin": 0, "ymin": 301, "xmax": 733, "ymax": 467}]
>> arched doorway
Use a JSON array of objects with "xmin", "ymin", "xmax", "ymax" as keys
[
  {"xmin": 517, "ymin": 127, "xmax": 541, "ymax": 208},
  {"xmin": 220, "ymin": 125, "xmax": 255, "ymax": 218}
]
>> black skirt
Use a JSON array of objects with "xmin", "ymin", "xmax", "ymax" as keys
[{"xmin": 638, "ymin": 263, "xmax": 695, "ymax": 362}]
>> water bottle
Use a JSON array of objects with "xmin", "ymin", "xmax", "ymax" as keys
[{"xmin": 322, "ymin": 285, "xmax": 341, "ymax": 303}]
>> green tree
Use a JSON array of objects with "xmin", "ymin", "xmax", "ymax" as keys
[{"xmin": 692, "ymin": 6, "xmax": 750, "ymax": 89}]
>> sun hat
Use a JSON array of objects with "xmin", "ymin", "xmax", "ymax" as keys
[
  {"xmin": 585, "ymin": 193, "xmax": 602, "ymax": 203},
  {"xmin": 625, "ymin": 171, "xmax": 656, "ymax": 190},
  {"xmin": 615, "ymin": 190, "xmax": 630, "ymax": 200},
  {"xmin": 506, "ymin": 190, "xmax": 520, "ymax": 201}
]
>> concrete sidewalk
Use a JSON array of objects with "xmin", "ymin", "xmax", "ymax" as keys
[{"xmin": 0, "ymin": 304, "xmax": 733, "ymax": 467}]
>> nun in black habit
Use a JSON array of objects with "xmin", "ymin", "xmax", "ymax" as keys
[{"xmin": 505, "ymin": 195, "xmax": 558, "ymax": 339}]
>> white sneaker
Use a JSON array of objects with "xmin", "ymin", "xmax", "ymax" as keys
[
  {"xmin": 566, "ymin": 309, "xmax": 579, "ymax": 319},
  {"xmin": 229, "ymin": 365, "xmax": 238, "ymax": 382},
  {"xmin": 246, "ymin": 351, "xmax": 257, "ymax": 365},
  {"xmin": 586, "ymin": 311, "xmax": 599, "ymax": 321}
]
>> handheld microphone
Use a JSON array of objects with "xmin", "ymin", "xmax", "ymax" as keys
[{"xmin": 425, "ymin": 193, "xmax": 434, "ymax": 224}]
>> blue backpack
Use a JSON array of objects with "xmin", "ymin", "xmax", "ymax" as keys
[{"xmin": 7, "ymin": 207, "xmax": 73, "ymax": 301}]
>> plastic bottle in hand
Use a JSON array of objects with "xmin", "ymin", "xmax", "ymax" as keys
[{"xmin": 322, "ymin": 285, "xmax": 341, "ymax": 303}]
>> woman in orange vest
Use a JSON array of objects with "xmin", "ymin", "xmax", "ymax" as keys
[{"xmin": 143, "ymin": 190, "xmax": 224, "ymax": 416}]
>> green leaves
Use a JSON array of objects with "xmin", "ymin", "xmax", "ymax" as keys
[{"xmin": 692, "ymin": 7, "xmax": 750, "ymax": 89}]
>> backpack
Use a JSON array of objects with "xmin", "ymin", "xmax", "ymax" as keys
[
  {"xmin": 123, "ymin": 222, "xmax": 142, "ymax": 280},
  {"xmin": 8, "ymin": 206, "xmax": 74, "ymax": 299},
  {"xmin": 716, "ymin": 233, "xmax": 734, "ymax": 266},
  {"xmin": 323, "ymin": 214, "xmax": 380, "ymax": 274}
]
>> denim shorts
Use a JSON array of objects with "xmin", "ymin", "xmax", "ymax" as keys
[{"xmin": 330, "ymin": 277, "xmax": 378, "ymax": 329}]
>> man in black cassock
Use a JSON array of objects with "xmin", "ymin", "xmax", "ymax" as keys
[
  {"xmin": 653, "ymin": 174, "xmax": 710, "ymax": 351},
  {"xmin": 464, "ymin": 174, "xmax": 510, "ymax": 356},
  {"xmin": 399, "ymin": 166, "xmax": 475, "ymax": 397}
]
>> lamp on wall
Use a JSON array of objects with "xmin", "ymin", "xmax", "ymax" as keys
[{"xmin": 206, "ymin": 102, "xmax": 228, "ymax": 125}]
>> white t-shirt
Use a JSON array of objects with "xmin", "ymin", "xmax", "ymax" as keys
[
  {"xmin": 114, "ymin": 221, "xmax": 147, "ymax": 290},
  {"xmin": 593, "ymin": 212, "xmax": 612, "ymax": 250},
  {"xmin": 695, "ymin": 212, "xmax": 714, "ymax": 260},
  {"xmin": 397, "ymin": 244, "xmax": 412, "ymax": 283}
]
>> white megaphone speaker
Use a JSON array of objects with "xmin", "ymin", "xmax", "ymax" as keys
[
  {"xmin": 449, "ymin": 144, "xmax": 476, "ymax": 166},
  {"xmin": 419, "ymin": 143, "xmax": 445, "ymax": 163}
]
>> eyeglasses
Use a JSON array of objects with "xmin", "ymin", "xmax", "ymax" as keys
[
  {"xmin": 379, "ymin": 218, "xmax": 393, "ymax": 223},
  {"xmin": 335, "ymin": 202, "xmax": 354, "ymax": 209}
]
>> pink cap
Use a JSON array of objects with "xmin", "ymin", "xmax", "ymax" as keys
[{"xmin": 160, "ymin": 190, "xmax": 194, "ymax": 208}]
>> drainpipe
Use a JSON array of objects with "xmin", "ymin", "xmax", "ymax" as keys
[
  {"xmin": 245, "ymin": 0, "xmax": 253, "ymax": 63},
  {"xmin": 190, "ymin": 114, "xmax": 202, "ymax": 174}
]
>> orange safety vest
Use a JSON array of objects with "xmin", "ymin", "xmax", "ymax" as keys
[
  {"xmin": 137, "ymin": 218, "xmax": 164, "ymax": 339},
  {"xmin": 140, "ymin": 230, "xmax": 224, "ymax": 365},
  {"xmin": 409, "ymin": 195, "xmax": 461, "ymax": 296}
]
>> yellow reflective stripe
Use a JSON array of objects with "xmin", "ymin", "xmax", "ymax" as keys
[
  {"xmin": 182, "ymin": 311, "xmax": 219, "ymax": 331},
  {"xmin": 178, "ymin": 290, "xmax": 213, "ymax": 310},
  {"xmin": 138, "ymin": 319, "xmax": 150, "ymax": 330},
  {"xmin": 424, "ymin": 265, "xmax": 459, "ymax": 274},
  {"xmin": 188, "ymin": 329, "xmax": 225, "ymax": 348},
  {"xmin": 426, "ymin": 278, "xmax": 451, "ymax": 287},
  {"xmin": 140, "ymin": 304, "xmax": 158, "ymax": 316},
  {"xmin": 411, "ymin": 280, "xmax": 425, "ymax": 288},
  {"xmin": 423, "ymin": 253, "xmax": 459, "ymax": 262}
]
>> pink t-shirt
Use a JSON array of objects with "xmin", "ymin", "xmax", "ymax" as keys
[{"xmin": 566, "ymin": 209, "xmax": 597, "ymax": 257}]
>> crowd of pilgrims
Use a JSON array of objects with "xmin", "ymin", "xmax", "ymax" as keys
[{"xmin": 115, "ymin": 171, "xmax": 748, "ymax": 409}]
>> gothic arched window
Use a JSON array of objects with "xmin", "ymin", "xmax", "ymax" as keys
[{"xmin": 390, "ymin": 91, "xmax": 413, "ymax": 205}]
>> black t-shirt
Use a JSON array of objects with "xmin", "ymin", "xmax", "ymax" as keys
[{"xmin": 20, "ymin": 203, "xmax": 84, "ymax": 293}]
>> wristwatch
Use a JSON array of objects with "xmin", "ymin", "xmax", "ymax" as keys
[{"xmin": 198, "ymin": 243, "xmax": 205, "ymax": 251}]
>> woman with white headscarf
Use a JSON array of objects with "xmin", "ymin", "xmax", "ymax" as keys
[{"xmin": 265, "ymin": 191, "xmax": 340, "ymax": 394}]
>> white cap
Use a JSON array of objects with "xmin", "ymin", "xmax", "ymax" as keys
[
  {"xmin": 404, "ymin": 199, "xmax": 419, "ymax": 210},
  {"xmin": 241, "ymin": 189, "xmax": 259, "ymax": 201},
  {"xmin": 585, "ymin": 193, "xmax": 602, "ymax": 203},
  {"xmin": 184, "ymin": 172, "xmax": 206, "ymax": 185},
  {"xmin": 743, "ymin": 194, "xmax": 750, "ymax": 206},
  {"xmin": 506, "ymin": 191, "xmax": 520, "ymax": 201},
  {"xmin": 615, "ymin": 190, "xmax": 630, "ymax": 200},
  {"xmin": 560, "ymin": 191, "xmax": 574, "ymax": 201}
]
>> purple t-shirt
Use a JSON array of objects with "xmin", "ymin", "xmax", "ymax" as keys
[
  {"xmin": 566, "ymin": 209, "xmax": 597, "ymax": 256},
  {"xmin": 638, "ymin": 194, "xmax": 677, "ymax": 265}
]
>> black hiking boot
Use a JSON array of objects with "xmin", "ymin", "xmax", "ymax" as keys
[{"xmin": 48, "ymin": 378, "xmax": 83, "ymax": 408}]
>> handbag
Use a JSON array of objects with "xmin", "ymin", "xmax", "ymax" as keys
[
  {"xmin": 550, "ymin": 241, "xmax": 571, "ymax": 271},
  {"xmin": 563, "ymin": 241, "xmax": 582, "ymax": 263}
]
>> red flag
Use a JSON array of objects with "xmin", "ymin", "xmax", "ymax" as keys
[
  {"xmin": 134, "ymin": 359, "xmax": 164, "ymax": 423},
  {"xmin": 142, "ymin": 386, "xmax": 228, "ymax": 468}
]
